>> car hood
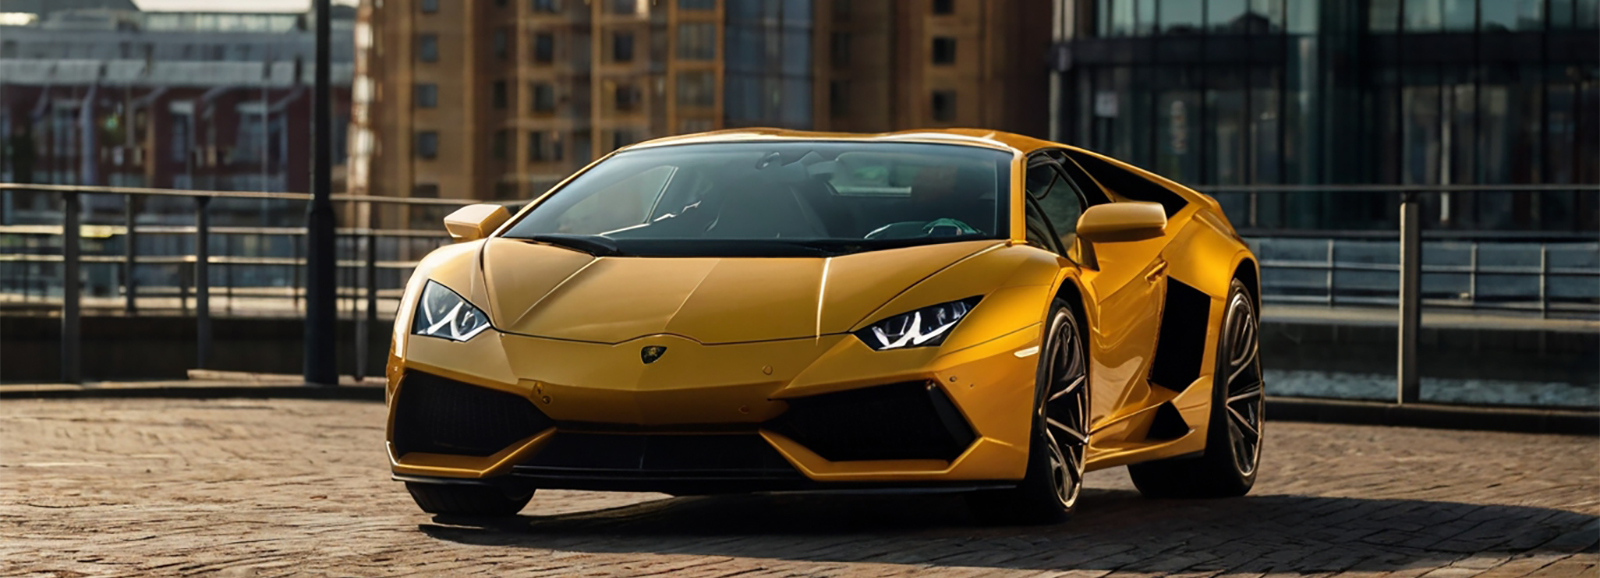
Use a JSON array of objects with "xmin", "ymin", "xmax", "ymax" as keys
[{"xmin": 478, "ymin": 238, "xmax": 1001, "ymax": 344}]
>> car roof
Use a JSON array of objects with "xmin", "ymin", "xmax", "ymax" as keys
[{"xmin": 625, "ymin": 128, "xmax": 1070, "ymax": 156}]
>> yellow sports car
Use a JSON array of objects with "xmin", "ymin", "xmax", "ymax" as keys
[{"xmin": 386, "ymin": 129, "xmax": 1264, "ymax": 523}]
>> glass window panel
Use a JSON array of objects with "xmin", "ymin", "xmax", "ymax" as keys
[
  {"xmin": 1208, "ymin": 86, "xmax": 1248, "ymax": 185},
  {"xmin": 1249, "ymin": 0, "xmax": 1285, "ymax": 31},
  {"xmin": 1251, "ymin": 70, "xmax": 1282, "ymax": 185},
  {"xmin": 1112, "ymin": 0, "xmax": 1136, "ymax": 36},
  {"xmin": 1098, "ymin": 0, "xmax": 1113, "ymax": 36},
  {"xmin": 1405, "ymin": 0, "xmax": 1442, "ymax": 31},
  {"xmin": 1136, "ymin": 0, "xmax": 1158, "ymax": 34},
  {"xmin": 1287, "ymin": 0, "xmax": 1318, "ymax": 33},
  {"xmin": 1155, "ymin": 90, "xmax": 1201, "ymax": 182},
  {"xmin": 1483, "ymin": 0, "xmax": 1544, "ymax": 31},
  {"xmin": 1208, "ymin": 0, "xmax": 1248, "ymax": 32},
  {"xmin": 1370, "ymin": 0, "xmax": 1400, "ymax": 32},
  {"xmin": 1579, "ymin": 0, "xmax": 1599, "ymax": 28},
  {"xmin": 1443, "ymin": 0, "xmax": 1476, "ymax": 30},
  {"xmin": 1159, "ymin": 0, "xmax": 1204, "ymax": 33},
  {"xmin": 676, "ymin": 22, "xmax": 716, "ymax": 60},
  {"xmin": 1550, "ymin": 0, "xmax": 1575, "ymax": 28}
]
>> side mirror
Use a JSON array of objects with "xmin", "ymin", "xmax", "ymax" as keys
[
  {"xmin": 1076, "ymin": 202, "xmax": 1167, "ymax": 244},
  {"xmin": 443, "ymin": 204, "xmax": 510, "ymax": 243}
]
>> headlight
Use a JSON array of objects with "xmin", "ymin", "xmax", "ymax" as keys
[
  {"xmin": 411, "ymin": 280, "xmax": 492, "ymax": 341},
  {"xmin": 855, "ymin": 296, "xmax": 982, "ymax": 350}
]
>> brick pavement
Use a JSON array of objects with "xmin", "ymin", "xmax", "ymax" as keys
[{"xmin": 0, "ymin": 398, "xmax": 1595, "ymax": 577}]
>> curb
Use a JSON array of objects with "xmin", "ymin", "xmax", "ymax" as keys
[
  {"xmin": 4, "ymin": 386, "xmax": 1592, "ymax": 436},
  {"xmin": 0, "ymin": 383, "xmax": 385, "ymax": 402},
  {"xmin": 1266, "ymin": 397, "xmax": 1599, "ymax": 436}
]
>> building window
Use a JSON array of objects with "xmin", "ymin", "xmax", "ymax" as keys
[
  {"xmin": 931, "ymin": 90, "xmax": 955, "ymax": 121},
  {"xmin": 421, "ymin": 0, "xmax": 438, "ymax": 13},
  {"xmin": 418, "ymin": 34, "xmax": 438, "ymax": 62},
  {"xmin": 830, "ymin": 31, "xmax": 850, "ymax": 68},
  {"xmin": 615, "ymin": 83, "xmax": 640, "ymax": 111},
  {"xmin": 492, "ymin": 130, "xmax": 509, "ymax": 160},
  {"xmin": 612, "ymin": 129, "xmax": 635, "ymax": 151},
  {"xmin": 493, "ymin": 29, "xmax": 509, "ymax": 59},
  {"xmin": 415, "ymin": 131, "xmax": 438, "ymax": 159},
  {"xmin": 677, "ymin": 23, "xmax": 715, "ymax": 60},
  {"xmin": 613, "ymin": 32, "xmax": 635, "ymax": 62},
  {"xmin": 531, "ymin": 82, "xmax": 556, "ymax": 113},
  {"xmin": 833, "ymin": 0, "xmax": 850, "ymax": 21},
  {"xmin": 413, "ymin": 183, "xmax": 439, "ymax": 198},
  {"xmin": 677, "ymin": 71, "xmax": 715, "ymax": 107},
  {"xmin": 611, "ymin": 0, "xmax": 638, "ymax": 14},
  {"xmin": 533, "ymin": 33, "xmax": 554, "ymax": 64},
  {"xmin": 931, "ymin": 37, "xmax": 956, "ymax": 65},
  {"xmin": 532, "ymin": 0, "xmax": 560, "ymax": 12},
  {"xmin": 493, "ymin": 81, "xmax": 509, "ymax": 109},
  {"xmin": 679, "ymin": 0, "xmax": 715, "ymax": 9},
  {"xmin": 494, "ymin": 0, "xmax": 508, "ymax": 7},
  {"xmin": 415, "ymin": 83, "xmax": 438, "ymax": 108},
  {"xmin": 829, "ymin": 80, "xmax": 849, "ymax": 118},
  {"xmin": 932, "ymin": 0, "xmax": 953, "ymax": 14},
  {"xmin": 529, "ymin": 131, "xmax": 547, "ymax": 161},
  {"xmin": 552, "ymin": 133, "xmax": 565, "ymax": 161}
]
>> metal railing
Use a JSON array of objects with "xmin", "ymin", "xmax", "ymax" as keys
[{"xmin": 2, "ymin": 182, "xmax": 1596, "ymax": 402}]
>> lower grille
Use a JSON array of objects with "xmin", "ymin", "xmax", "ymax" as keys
[
  {"xmin": 766, "ymin": 381, "xmax": 977, "ymax": 462},
  {"xmin": 391, "ymin": 372, "xmax": 551, "ymax": 457},
  {"xmin": 513, "ymin": 432, "xmax": 801, "ymax": 481}
]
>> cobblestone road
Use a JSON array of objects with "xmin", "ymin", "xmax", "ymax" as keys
[{"xmin": 1, "ymin": 398, "xmax": 1595, "ymax": 577}]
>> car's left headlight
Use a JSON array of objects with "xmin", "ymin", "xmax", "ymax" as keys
[
  {"xmin": 411, "ymin": 280, "xmax": 492, "ymax": 341},
  {"xmin": 855, "ymin": 296, "xmax": 983, "ymax": 350}
]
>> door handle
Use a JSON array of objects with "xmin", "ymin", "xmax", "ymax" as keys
[{"xmin": 1145, "ymin": 260, "xmax": 1168, "ymax": 283}]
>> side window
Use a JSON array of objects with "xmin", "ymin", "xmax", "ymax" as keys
[
  {"xmin": 1025, "ymin": 159, "xmax": 1085, "ymax": 257},
  {"xmin": 1062, "ymin": 149, "xmax": 1188, "ymax": 217},
  {"xmin": 555, "ymin": 166, "xmax": 675, "ymax": 234},
  {"xmin": 1023, "ymin": 199, "xmax": 1061, "ymax": 254}
]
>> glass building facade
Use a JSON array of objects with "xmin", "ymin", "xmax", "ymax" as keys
[
  {"xmin": 1053, "ymin": 0, "xmax": 1599, "ymax": 232},
  {"xmin": 724, "ymin": 0, "xmax": 815, "ymax": 129}
]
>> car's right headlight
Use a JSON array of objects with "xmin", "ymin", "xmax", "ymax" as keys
[
  {"xmin": 411, "ymin": 280, "xmax": 491, "ymax": 341},
  {"xmin": 854, "ymin": 296, "xmax": 983, "ymax": 350}
]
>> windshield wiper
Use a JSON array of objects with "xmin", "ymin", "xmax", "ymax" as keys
[{"xmin": 526, "ymin": 234, "xmax": 623, "ymax": 257}]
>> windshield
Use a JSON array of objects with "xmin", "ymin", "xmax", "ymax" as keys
[{"xmin": 501, "ymin": 141, "xmax": 1013, "ymax": 257}]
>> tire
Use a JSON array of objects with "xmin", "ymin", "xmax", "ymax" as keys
[
  {"xmin": 967, "ymin": 299, "xmax": 1090, "ymax": 525},
  {"xmin": 405, "ymin": 482, "xmax": 533, "ymax": 517},
  {"xmin": 1128, "ymin": 278, "xmax": 1263, "ymax": 499}
]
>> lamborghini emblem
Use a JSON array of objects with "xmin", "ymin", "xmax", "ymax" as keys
[{"xmin": 641, "ymin": 346, "xmax": 667, "ymax": 364}]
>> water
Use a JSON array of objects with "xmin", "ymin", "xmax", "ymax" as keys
[{"xmin": 1267, "ymin": 369, "xmax": 1600, "ymax": 409}]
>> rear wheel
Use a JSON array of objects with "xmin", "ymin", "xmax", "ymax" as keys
[
  {"xmin": 967, "ymin": 300, "xmax": 1089, "ymax": 524},
  {"xmin": 405, "ymin": 482, "xmax": 533, "ymax": 517},
  {"xmin": 1128, "ymin": 278, "xmax": 1263, "ymax": 498}
]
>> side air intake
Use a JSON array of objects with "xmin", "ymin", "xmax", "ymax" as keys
[
  {"xmin": 1149, "ymin": 279, "xmax": 1212, "ymax": 392},
  {"xmin": 391, "ymin": 372, "xmax": 551, "ymax": 457}
]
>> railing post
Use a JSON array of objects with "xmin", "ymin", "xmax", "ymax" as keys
[
  {"xmin": 124, "ymin": 194, "xmax": 138, "ymax": 315},
  {"xmin": 1468, "ymin": 241, "xmax": 1478, "ymax": 306},
  {"xmin": 1325, "ymin": 238, "xmax": 1335, "ymax": 307},
  {"xmin": 303, "ymin": 0, "xmax": 339, "ymax": 386},
  {"xmin": 356, "ymin": 231, "xmax": 377, "ymax": 381},
  {"xmin": 195, "ymin": 196, "xmax": 212, "ymax": 369},
  {"xmin": 1397, "ymin": 192, "xmax": 1422, "ymax": 404},
  {"xmin": 61, "ymin": 191, "xmax": 82, "ymax": 384},
  {"xmin": 1539, "ymin": 244, "xmax": 1549, "ymax": 319}
]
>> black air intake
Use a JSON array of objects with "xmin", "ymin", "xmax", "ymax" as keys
[
  {"xmin": 391, "ymin": 372, "xmax": 551, "ymax": 457},
  {"xmin": 767, "ymin": 381, "xmax": 977, "ymax": 462}
]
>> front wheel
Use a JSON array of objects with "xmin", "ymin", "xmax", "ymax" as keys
[
  {"xmin": 405, "ymin": 482, "xmax": 533, "ymax": 517},
  {"xmin": 1128, "ymin": 278, "xmax": 1263, "ymax": 498},
  {"xmin": 967, "ymin": 300, "xmax": 1089, "ymax": 524}
]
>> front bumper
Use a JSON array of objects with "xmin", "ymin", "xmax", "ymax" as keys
[{"xmin": 386, "ymin": 325, "xmax": 1042, "ymax": 490}]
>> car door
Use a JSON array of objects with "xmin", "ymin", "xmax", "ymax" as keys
[{"xmin": 1038, "ymin": 152, "xmax": 1173, "ymax": 444}]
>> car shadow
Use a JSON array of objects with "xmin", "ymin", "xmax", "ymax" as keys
[{"xmin": 418, "ymin": 487, "xmax": 1600, "ymax": 574}]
